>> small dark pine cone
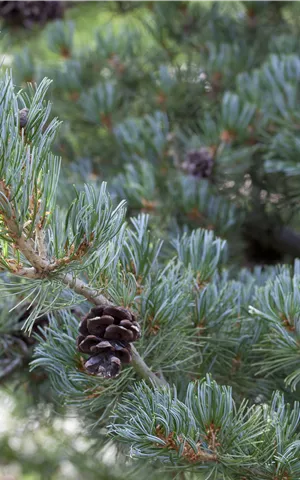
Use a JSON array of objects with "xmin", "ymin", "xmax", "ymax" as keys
[
  {"xmin": 15, "ymin": 305, "xmax": 49, "ymax": 346},
  {"xmin": 0, "ymin": 2, "xmax": 64, "ymax": 29},
  {"xmin": 181, "ymin": 148, "xmax": 214, "ymax": 179},
  {"xmin": 19, "ymin": 108, "xmax": 29, "ymax": 129},
  {"xmin": 77, "ymin": 305, "xmax": 141, "ymax": 379}
]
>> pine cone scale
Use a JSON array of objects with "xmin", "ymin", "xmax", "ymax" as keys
[
  {"xmin": 76, "ymin": 334, "xmax": 85, "ymax": 348},
  {"xmin": 104, "ymin": 325, "xmax": 134, "ymax": 342},
  {"xmin": 85, "ymin": 353, "xmax": 121, "ymax": 377},
  {"xmin": 78, "ymin": 318, "xmax": 89, "ymax": 335},
  {"xmin": 88, "ymin": 315, "xmax": 115, "ymax": 326},
  {"xmin": 103, "ymin": 306, "xmax": 133, "ymax": 321},
  {"xmin": 78, "ymin": 335, "xmax": 100, "ymax": 353},
  {"xmin": 90, "ymin": 340, "xmax": 112, "ymax": 353},
  {"xmin": 119, "ymin": 319, "xmax": 132, "ymax": 328}
]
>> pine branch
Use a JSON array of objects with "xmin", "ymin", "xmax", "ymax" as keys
[
  {"xmin": 0, "ymin": 181, "xmax": 50, "ymax": 272},
  {"xmin": 110, "ymin": 376, "xmax": 300, "ymax": 477},
  {"xmin": 2, "ymin": 244, "xmax": 166, "ymax": 386},
  {"xmin": 0, "ymin": 72, "xmax": 165, "ymax": 388}
]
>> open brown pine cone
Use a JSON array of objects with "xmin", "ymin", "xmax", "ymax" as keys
[
  {"xmin": 77, "ymin": 305, "xmax": 141, "ymax": 379},
  {"xmin": 181, "ymin": 147, "xmax": 214, "ymax": 179}
]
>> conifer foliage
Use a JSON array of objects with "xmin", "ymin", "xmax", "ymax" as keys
[{"xmin": 1, "ymin": 2, "xmax": 300, "ymax": 479}]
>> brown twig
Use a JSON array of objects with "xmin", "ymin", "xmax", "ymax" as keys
[
  {"xmin": 35, "ymin": 226, "xmax": 48, "ymax": 261},
  {"xmin": 0, "ymin": 356, "xmax": 24, "ymax": 381}
]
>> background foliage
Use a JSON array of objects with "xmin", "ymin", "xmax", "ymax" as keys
[{"xmin": 1, "ymin": 1, "xmax": 300, "ymax": 479}]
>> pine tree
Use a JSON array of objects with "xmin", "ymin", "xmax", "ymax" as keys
[{"xmin": 1, "ymin": 2, "xmax": 300, "ymax": 479}]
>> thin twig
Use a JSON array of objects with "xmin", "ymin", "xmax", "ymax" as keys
[
  {"xmin": 131, "ymin": 345, "xmax": 167, "ymax": 386},
  {"xmin": 0, "ymin": 356, "xmax": 23, "ymax": 381},
  {"xmin": 12, "ymin": 337, "xmax": 29, "ymax": 356},
  {"xmin": 63, "ymin": 273, "xmax": 111, "ymax": 306}
]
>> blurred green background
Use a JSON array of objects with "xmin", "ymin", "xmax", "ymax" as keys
[{"xmin": 1, "ymin": 1, "xmax": 300, "ymax": 479}]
